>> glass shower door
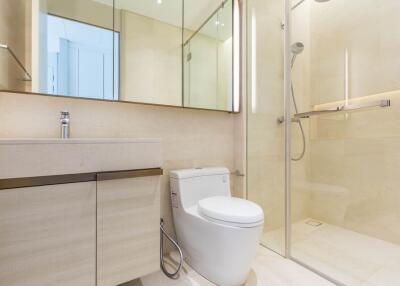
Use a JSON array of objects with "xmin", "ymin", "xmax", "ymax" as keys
[
  {"xmin": 289, "ymin": 1, "xmax": 400, "ymax": 285},
  {"xmin": 246, "ymin": 0, "xmax": 286, "ymax": 255},
  {"xmin": 247, "ymin": 0, "xmax": 400, "ymax": 285}
]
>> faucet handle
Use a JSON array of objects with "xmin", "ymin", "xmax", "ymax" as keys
[
  {"xmin": 60, "ymin": 111, "xmax": 70, "ymax": 139},
  {"xmin": 60, "ymin": 111, "xmax": 70, "ymax": 118}
]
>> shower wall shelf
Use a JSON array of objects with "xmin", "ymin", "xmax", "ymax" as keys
[
  {"xmin": 294, "ymin": 99, "xmax": 391, "ymax": 119},
  {"xmin": 0, "ymin": 43, "xmax": 32, "ymax": 81}
]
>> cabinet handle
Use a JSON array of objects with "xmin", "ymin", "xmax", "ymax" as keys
[
  {"xmin": 0, "ymin": 173, "xmax": 96, "ymax": 190},
  {"xmin": 0, "ymin": 168, "xmax": 163, "ymax": 190}
]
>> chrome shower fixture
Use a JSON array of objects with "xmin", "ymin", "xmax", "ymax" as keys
[
  {"xmin": 290, "ymin": 42, "xmax": 306, "ymax": 161},
  {"xmin": 291, "ymin": 42, "xmax": 304, "ymax": 68}
]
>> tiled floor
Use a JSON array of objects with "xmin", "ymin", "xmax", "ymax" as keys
[
  {"xmin": 263, "ymin": 219, "xmax": 400, "ymax": 286},
  {"xmin": 126, "ymin": 246, "xmax": 334, "ymax": 286},
  {"xmin": 124, "ymin": 219, "xmax": 400, "ymax": 286}
]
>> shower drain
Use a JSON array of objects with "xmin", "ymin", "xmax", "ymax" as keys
[{"xmin": 306, "ymin": 220, "xmax": 323, "ymax": 227}]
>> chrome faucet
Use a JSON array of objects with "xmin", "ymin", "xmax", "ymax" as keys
[{"xmin": 60, "ymin": 111, "xmax": 70, "ymax": 139}]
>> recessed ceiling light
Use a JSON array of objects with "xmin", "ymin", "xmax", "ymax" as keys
[{"xmin": 157, "ymin": 0, "xmax": 162, "ymax": 4}]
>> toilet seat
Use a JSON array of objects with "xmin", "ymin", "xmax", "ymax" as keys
[{"xmin": 198, "ymin": 196, "xmax": 264, "ymax": 228}]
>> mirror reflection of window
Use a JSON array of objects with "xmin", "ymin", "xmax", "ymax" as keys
[{"xmin": 44, "ymin": 15, "xmax": 119, "ymax": 100}]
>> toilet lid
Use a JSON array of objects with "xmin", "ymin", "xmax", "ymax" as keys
[{"xmin": 198, "ymin": 196, "xmax": 264, "ymax": 225}]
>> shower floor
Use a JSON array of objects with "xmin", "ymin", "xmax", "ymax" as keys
[{"xmin": 263, "ymin": 219, "xmax": 400, "ymax": 286}]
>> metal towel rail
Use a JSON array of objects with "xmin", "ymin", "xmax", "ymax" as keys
[
  {"xmin": 294, "ymin": 99, "xmax": 391, "ymax": 119},
  {"xmin": 0, "ymin": 44, "xmax": 32, "ymax": 81}
]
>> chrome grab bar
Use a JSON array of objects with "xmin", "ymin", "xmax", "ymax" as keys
[
  {"xmin": 0, "ymin": 43, "xmax": 32, "ymax": 81},
  {"xmin": 294, "ymin": 99, "xmax": 391, "ymax": 119}
]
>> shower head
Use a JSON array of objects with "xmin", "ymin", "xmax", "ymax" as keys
[
  {"xmin": 291, "ymin": 42, "xmax": 304, "ymax": 55},
  {"xmin": 291, "ymin": 42, "xmax": 304, "ymax": 68}
]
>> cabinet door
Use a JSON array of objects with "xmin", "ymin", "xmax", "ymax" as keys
[
  {"xmin": 97, "ymin": 176, "xmax": 160, "ymax": 286},
  {"xmin": 0, "ymin": 182, "xmax": 96, "ymax": 286}
]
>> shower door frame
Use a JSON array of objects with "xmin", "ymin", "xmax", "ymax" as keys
[{"xmin": 283, "ymin": 0, "xmax": 292, "ymax": 261}]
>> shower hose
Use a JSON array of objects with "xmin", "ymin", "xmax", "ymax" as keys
[
  {"xmin": 160, "ymin": 218, "xmax": 183, "ymax": 279},
  {"xmin": 291, "ymin": 82, "xmax": 306, "ymax": 161}
]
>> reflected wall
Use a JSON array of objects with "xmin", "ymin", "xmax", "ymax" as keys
[
  {"xmin": 116, "ymin": 0, "xmax": 183, "ymax": 106},
  {"xmin": 184, "ymin": 0, "xmax": 233, "ymax": 111},
  {"xmin": 0, "ymin": 0, "xmax": 31, "ymax": 92}
]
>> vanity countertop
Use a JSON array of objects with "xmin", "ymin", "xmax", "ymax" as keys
[{"xmin": 0, "ymin": 138, "xmax": 162, "ymax": 179}]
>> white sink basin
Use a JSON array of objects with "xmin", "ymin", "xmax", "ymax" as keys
[{"xmin": 0, "ymin": 138, "xmax": 162, "ymax": 179}]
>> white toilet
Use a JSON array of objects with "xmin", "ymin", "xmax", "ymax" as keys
[{"xmin": 170, "ymin": 167, "xmax": 264, "ymax": 286}]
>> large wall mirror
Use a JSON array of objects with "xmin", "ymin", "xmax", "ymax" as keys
[
  {"xmin": 0, "ymin": 0, "xmax": 240, "ymax": 112},
  {"xmin": 184, "ymin": 0, "xmax": 239, "ymax": 112}
]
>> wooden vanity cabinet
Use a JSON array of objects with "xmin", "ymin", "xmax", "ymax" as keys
[
  {"xmin": 97, "ymin": 176, "xmax": 161, "ymax": 286},
  {"xmin": 0, "ymin": 174, "xmax": 161, "ymax": 286},
  {"xmin": 0, "ymin": 139, "xmax": 162, "ymax": 285},
  {"xmin": 0, "ymin": 182, "xmax": 97, "ymax": 286}
]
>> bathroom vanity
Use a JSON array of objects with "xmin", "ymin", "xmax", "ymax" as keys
[{"xmin": 0, "ymin": 139, "xmax": 162, "ymax": 286}]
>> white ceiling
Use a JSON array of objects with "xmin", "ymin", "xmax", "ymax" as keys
[
  {"xmin": 92, "ymin": 0, "xmax": 224, "ymax": 31},
  {"xmin": 185, "ymin": 0, "xmax": 223, "ymax": 30},
  {"xmin": 192, "ymin": 0, "xmax": 232, "ymax": 42}
]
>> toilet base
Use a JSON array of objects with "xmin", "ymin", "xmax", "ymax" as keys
[{"xmin": 174, "ymin": 207, "xmax": 263, "ymax": 286}]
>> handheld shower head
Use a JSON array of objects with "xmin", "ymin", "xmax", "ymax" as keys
[
  {"xmin": 291, "ymin": 42, "xmax": 304, "ymax": 68},
  {"xmin": 291, "ymin": 42, "xmax": 304, "ymax": 55}
]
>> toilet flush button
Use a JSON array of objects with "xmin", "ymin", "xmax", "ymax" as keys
[{"xmin": 222, "ymin": 175, "xmax": 228, "ymax": 183}]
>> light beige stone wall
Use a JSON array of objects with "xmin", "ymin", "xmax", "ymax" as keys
[{"xmin": 295, "ymin": 0, "xmax": 400, "ymax": 244}]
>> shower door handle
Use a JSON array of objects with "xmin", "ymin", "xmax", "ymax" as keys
[{"xmin": 294, "ymin": 99, "xmax": 390, "ymax": 119}]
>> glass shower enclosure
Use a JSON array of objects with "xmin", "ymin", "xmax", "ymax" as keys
[{"xmin": 247, "ymin": 0, "xmax": 400, "ymax": 285}]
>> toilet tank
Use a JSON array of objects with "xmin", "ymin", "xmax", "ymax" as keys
[{"xmin": 170, "ymin": 167, "xmax": 231, "ymax": 209}]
